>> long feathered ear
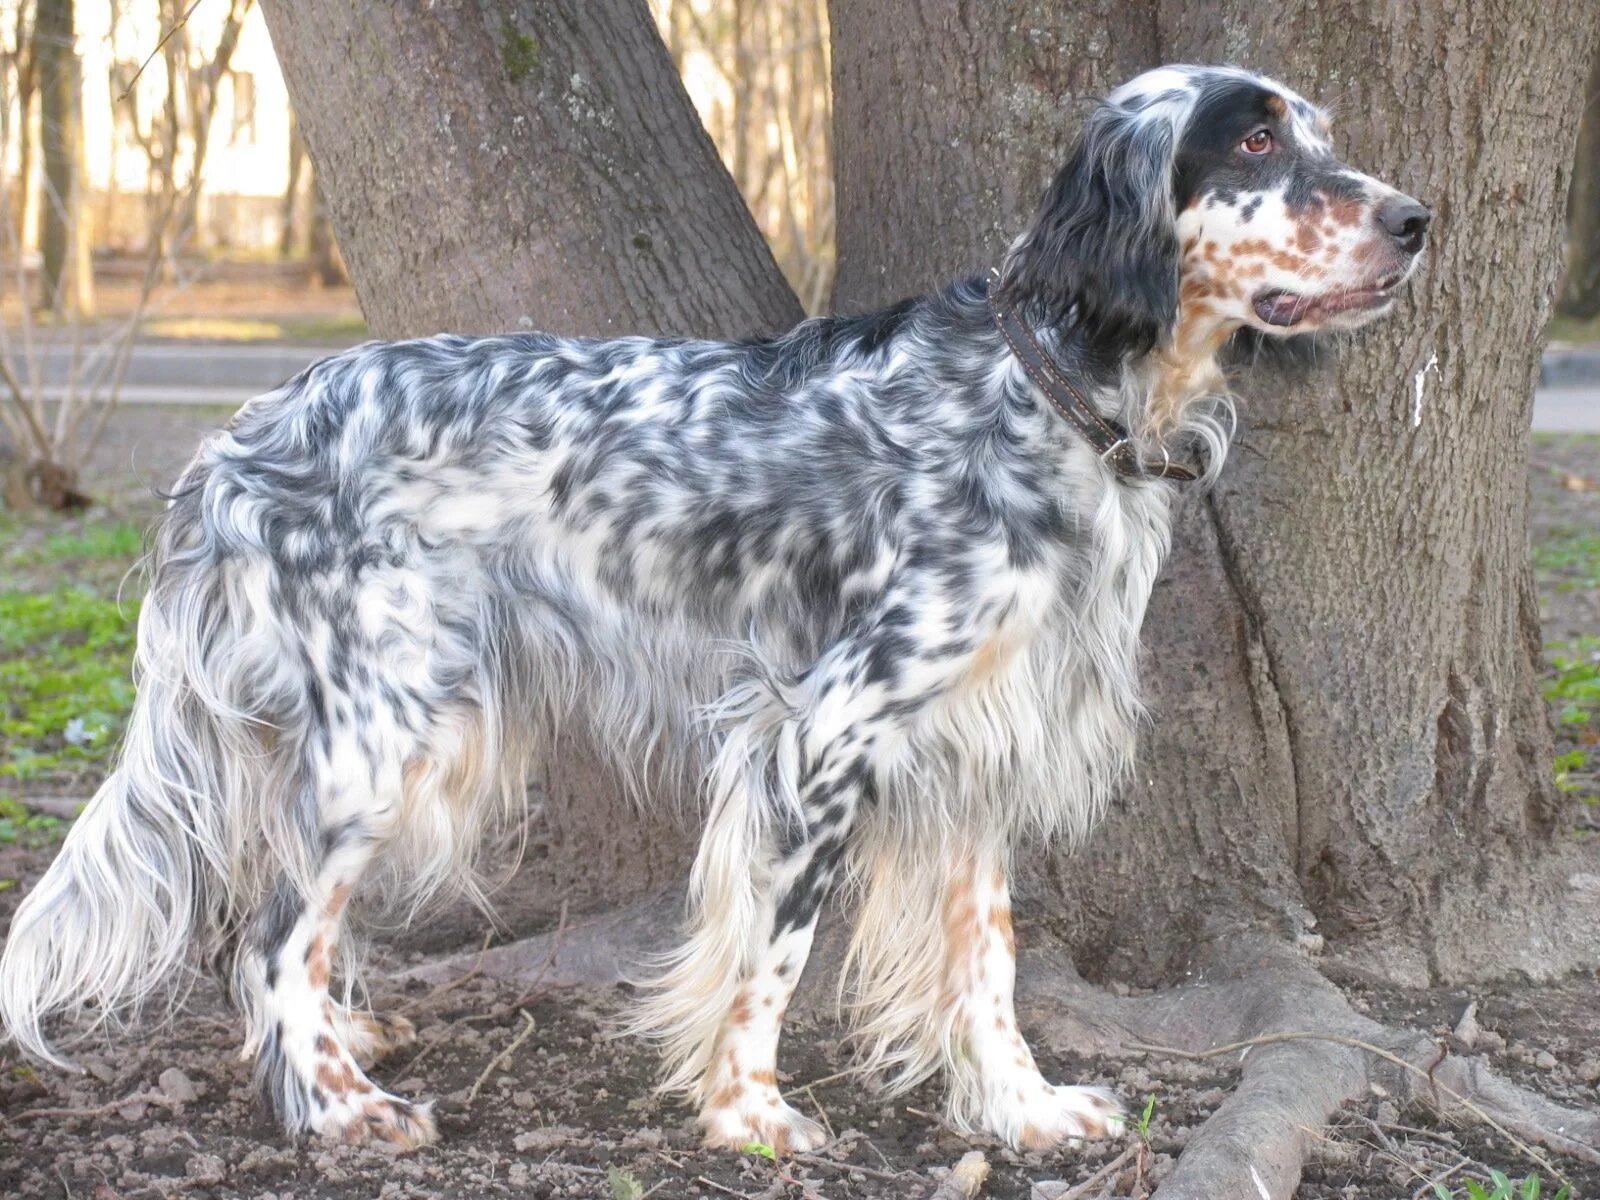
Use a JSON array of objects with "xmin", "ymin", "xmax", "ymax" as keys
[{"xmin": 1000, "ymin": 100, "xmax": 1182, "ymax": 359}]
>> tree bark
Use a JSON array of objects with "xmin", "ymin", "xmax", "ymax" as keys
[
  {"xmin": 1560, "ymin": 46, "xmax": 1600, "ymax": 320},
  {"xmin": 831, "ymin": 0, "xmax": 1600, "ymax": 987},
  {"xmin": 260, "ymin": 0, "xmax": 801, "ymax": 340},
  {"xmin": 261, "ymin": 0, "xmax": 803, "ymax": 912}
]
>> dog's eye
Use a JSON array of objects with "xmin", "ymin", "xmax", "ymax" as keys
[{"xmin": 1241, "ymin": 129, "xmax": 1273, "ymax": 155}]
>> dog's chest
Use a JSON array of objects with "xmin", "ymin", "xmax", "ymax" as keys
[{"xmin": 920, "ymin": 480, "xmax": 1172, "ymax": 836}]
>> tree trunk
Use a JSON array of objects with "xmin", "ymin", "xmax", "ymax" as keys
[
  {"xmin": 35, "ymin": 0, "xmax": 91, "ymax": 316},
  {"xmin": 1560, "ymin": 46, "xmax": 1600, "ymax": 320},
  {"xmin": 831, "ymin": 0, "xmax": 1600, "ymax": 987},
  {"xmin": 261, "ymin": 0, "xmax": 800, "ymax": 341},
  {"xmin": 261, "ymin": 0, "xmax": 802, "ymax": 912}
]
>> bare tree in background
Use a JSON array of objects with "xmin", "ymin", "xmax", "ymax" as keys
[
  {"xmin": 6, "ymin": 0, "xmax": 38, "ymax": 248},
  {"xmin": 0, "ymin": 0, "xmax": 255, "ymax": 508},
  {"xmin": 276, "ymin": 109, "xmax": 301, "ymax": 257},
  {"xmin": 110, "ymin": 0, "xmax": 253, "ymax": 267},
  {"xmin": 268, "ymin": 0, "xmax": 1600, "ymax": 1192},
  {"xmin": 650, "ymin": 0, "xmax": 833, "ymax": 311},
  {"xmin": 1560, "ymin": 46, "xmax": 1600, "ymax": 320},
  {"xmin": 35, "ymin": 0, "xmax": 91, "ymax": 315}
]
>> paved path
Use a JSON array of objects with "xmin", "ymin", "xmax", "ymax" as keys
[
  {"xmin": 18, "ymin": 341, "xmax": 1600, "ymax": 432},
  {"xmin": 23, "ymin": 340, "xmax": 336, "ymax": 392},
  {"xmin": 1533, "ymin": 388, "xmax": 1600, "ymax": 433}
]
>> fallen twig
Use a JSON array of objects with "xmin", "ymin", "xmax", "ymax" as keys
[
  {"xmin": 803, "ymin": 1083, "xmax": 835, "ymax": 1142},
  {"xmin": 465, "ymin": 1008, "xmax": 536, "ymax": 1105},
  {"xmin": 8, "ymin": 1089, "xmax": 177, "ymax": 1123},
  {"xmin": 780, "ymin": 1066, "xmax": 857, "ymax": 1099},
  {"xmin": 693, "ymin": 1176, "xmax": 754, "ymax": 1199},
  {"xmin": 1411, "ymin": 1154, "xmax": 1473, "ymax": 1200},
  {"xmin": 1056, "ymin": 1143, "xmax": 1139, "ymax": 1200},
  {"xmin": 790, "ymin": 1151, "xmax": 908, "ymax": 1183}
]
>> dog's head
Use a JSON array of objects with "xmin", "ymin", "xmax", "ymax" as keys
[{"xmin": 1001, "ymin": 65, "xmax": 1430, "ymax": 359}]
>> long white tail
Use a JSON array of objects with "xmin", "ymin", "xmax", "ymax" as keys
[{"xmin": 0, "ymin": 475, "xmax": 280, "ymax": 1065}]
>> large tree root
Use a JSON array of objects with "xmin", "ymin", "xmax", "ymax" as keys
[
  {"xmin": 401, "ymin": 908, "xmax": 1600, "ymax": 1198},
  {"xmin": 1019, "ymin": 933, "xmax": 1600, "ymax": 1198}
]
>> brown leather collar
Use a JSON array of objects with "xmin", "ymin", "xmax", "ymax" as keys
[{"xmin": 987, "ymin": 276, "xmax": 1198, "ymax": 483}]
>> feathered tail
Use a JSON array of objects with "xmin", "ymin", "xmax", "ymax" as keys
[{"xmin": 0, "ymin": 466, "xmax": 285, "ymax": 1065}]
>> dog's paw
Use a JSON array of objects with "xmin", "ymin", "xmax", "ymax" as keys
[
  {"xmin": 319, "ymin": 1093, "xmax": 438, "ymax": 1149},
  {"xmin": 1007, "ymin": 1085, "xmax": 1125, "ymax": 1152},
  {"xmin": 700, "ymin": 1092, "xmax": 826, "ymax": 1156},
  {"xmin": 334, "ymin": 1008, "xmax": 418, "ymax": 1064}
]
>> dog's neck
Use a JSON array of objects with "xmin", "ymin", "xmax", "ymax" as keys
[
  {"xmin": 1000, "ymin": 284, "xmax": 1236, "ymax": 476},
  {"xmin": 1140, "ymin": 299, "xmax": 1236, "ymax": 439}
]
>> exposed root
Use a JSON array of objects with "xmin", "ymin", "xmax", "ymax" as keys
[{"xmin": 1021, "ymin": 932, "xmax": 1600, "ymax": 1199}]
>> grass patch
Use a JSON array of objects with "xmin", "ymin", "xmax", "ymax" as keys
[
  {"xmin": 1546, "ymin": 637, "xmax": 1600, "ymax": 727},
  {"xmin": 1, "ymin": 507, "xmax": 147, "ymax": 795},
  {"xmin": 0, "ymin": 585, "xmax": 139, "ymax": 790},
  {"xmin": 1546, "ymin": 636, "xmax": 1600, "ymax": 800},
  {"xmin": 1548, "ymin": 311, "xmax": 1600, "ymax": 345},
  {"xmin": 0, "ymin": 512, "xmax": 149, "ymax": 594},
  {"xmin": 14, "ymin": 520, "xmax": 146, "ymax": 568},
  {"xmin": 1532, "ymin": 527, "xmax": 1600, "ymax": 592},
  {"xmin": 0, "ymin": 795, "xmax": 67, "ymax": 848},
  {"xmin": 1434, "ymin": 1170, "xmax": 1568, "ymax": 1200}
]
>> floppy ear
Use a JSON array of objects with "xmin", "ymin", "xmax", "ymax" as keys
[{"xmin": 1000, "ymin": 101, "xmax": 1182, "ymax": 358}]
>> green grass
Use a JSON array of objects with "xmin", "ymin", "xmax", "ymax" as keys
[
  {"xmin": 0, "ymin": 795, "xmax": 67, "ymax": 848},
  {"xmin": 1, "ymin": 507, "xmax": 150, "ymax": 796},
  {"xmin": 1548, "ymin": 311, "xmax": 1600, "ymax": 344},
  {"xmin": 0, "ymin": 585, "xmax": 140, "ymax": 789},
  {"xmin": 1434, "ymin": 1170, "xmax": 1568, "ymax": 1200},
  {"xmin": 12, "ymin": 520, "xmax": 146, "ymax": 568},
  {"xmin": 143, "ymin": 313, "xmax": 368, "ymax": 344},
  {"xmin": 1546, "ymin": 636, "xmax": 1600, "ymax": 798},
  {"xmin": 1546, "ymin": 637, "xmax": 1600, "ymax": 727},
  {"xmin": 1532, "ymin": 527, "xmax": 1600, "ymax": 592}
]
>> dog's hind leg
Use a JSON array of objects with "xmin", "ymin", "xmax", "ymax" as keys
[{"xmin": 241, "ymin": 730, "xmax": 434, "ymax": 1147}]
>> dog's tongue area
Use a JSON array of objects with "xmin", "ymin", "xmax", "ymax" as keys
[
  {"xmin": 1254, "ymin": 283, "xmax": 1399, "ymax": 327},
  {"xmin": 1253, "ymin": 289, "xmax": 1316, "ymax": 327}
]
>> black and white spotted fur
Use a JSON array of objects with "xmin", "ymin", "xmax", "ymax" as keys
[{"xmin": 1, "ymin": 64, "xmax": 1428, "ymax": 1153}]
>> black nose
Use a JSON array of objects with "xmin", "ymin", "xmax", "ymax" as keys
[{"xmin": 1378, "ymin": 197, "xmax": 1432, "ymax": 255}]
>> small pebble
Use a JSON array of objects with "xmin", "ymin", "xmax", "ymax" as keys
[{"xmin": 158, "ymin": 1067, "xmax": 199, "ymax": 1104}]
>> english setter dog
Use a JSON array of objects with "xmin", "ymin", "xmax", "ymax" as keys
[{"xmin": 2, "ymin": 64, "xmax": 1427, "ymax": 1154}]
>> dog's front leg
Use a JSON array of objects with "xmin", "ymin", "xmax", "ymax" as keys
[
  {"xmin": 938, "ymin": 847, "xmax": 1123, "ymax": 1151},
  {"xmin": 641, "ymin": 586, "xmax": 972, "ymax": 1154},
  {"xmin": 689, "ymin": 660, "xmax": 894, "ymax": 1155}
]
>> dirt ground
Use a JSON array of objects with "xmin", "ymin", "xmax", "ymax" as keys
[{"xmin": 1, "ymin": 407, "xmax": 1597, "ymax": 1199}]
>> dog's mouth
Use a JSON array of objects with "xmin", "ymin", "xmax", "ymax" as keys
[{"xmin": 1252, "ymin": 271, "xmax": 1407, "ymax": 328}]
